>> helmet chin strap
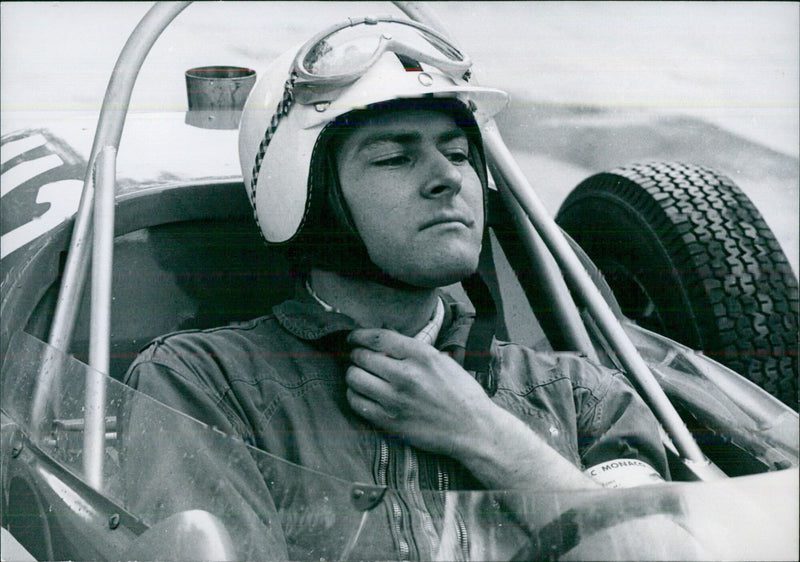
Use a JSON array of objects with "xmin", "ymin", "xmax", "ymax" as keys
[{"xmin": 461, "ymin": 229, "xmax": 500, "ymax": 393}]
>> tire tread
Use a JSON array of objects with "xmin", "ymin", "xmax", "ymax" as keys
[{"xmin": 557, "ymin": 162, "xmax": 798, "ymax": 409}]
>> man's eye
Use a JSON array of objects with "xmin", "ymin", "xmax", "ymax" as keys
[
  {"xmin": 447, "ymin": 151, "xmax": 469, "ymax": 164},
  {"xmin": 374, "ymin": 155, "xmax": 410, "ymax": 167}
]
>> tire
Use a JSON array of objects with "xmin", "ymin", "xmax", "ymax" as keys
[{"xmin": 556, "ymin": 161, "xmax": 798, "ymax": 410}]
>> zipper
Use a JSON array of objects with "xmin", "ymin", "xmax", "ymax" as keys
[
  {"xmin": 378, "ymin": 437, "xmax": 472, "ymax": 560},
  {"xmin": 378, "ymin": 437, "xmax": 389, "ymax": 484},
  {"xmin": 438, "ymin": 461, "xmax": 470, "ymax": 560},
  {"xmin": 406, "ymin": 446, "xmax": 439, "ymax": 552},
  {"xmin": 378, "ymin": 438, "xmax": 410, "ymax": 560},
  {"xmin": 438, "ymin": 465, "xmax": 448, "ymax": 493}
]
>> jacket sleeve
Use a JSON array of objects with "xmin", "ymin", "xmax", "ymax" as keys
[
  {"xmin": 120, "ymin": 349, "xmax": 289, "ymax": 560},
  {"xmin": 573, "ymin": 363, "xmax": 670, "ymax": 484}
]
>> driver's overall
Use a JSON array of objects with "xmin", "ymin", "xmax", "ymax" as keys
[{"xmin": 123, "ymin": 289, "xmax": 668, "ymax": 560}]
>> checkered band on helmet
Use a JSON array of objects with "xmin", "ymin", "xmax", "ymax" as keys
[{"xmin": 248, "ymin": 71, "xmax": 298, "ymax": 246}]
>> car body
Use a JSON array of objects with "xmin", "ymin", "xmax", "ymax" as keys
[{"xmin": 1, "ymin": 2, "xmax": 798, "ymax": 560}]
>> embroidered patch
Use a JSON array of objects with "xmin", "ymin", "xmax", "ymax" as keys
[{"xmin": 584, "ymin": 458, "xmax": 663, "ymax": 488}]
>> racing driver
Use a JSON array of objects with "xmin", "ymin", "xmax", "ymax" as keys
[{"xmin": 122, "ymin": 16, "xmax": 699, "ymax": 560}]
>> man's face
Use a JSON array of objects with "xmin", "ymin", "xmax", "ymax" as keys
[{"xmin": 335, "ymin": 108, "xmax": 484, "ymax": 288}]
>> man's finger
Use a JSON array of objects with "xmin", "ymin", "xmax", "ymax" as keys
[
  {"xmin": 350, "ymin": 347, "xmax": 402, "ymax": 379},
  {"xmin": 347, "ymin": 328, "xmax": 425, "ymax": 358},
  {"xmin": 345, "ymin": 365, "xmax": 394, "ymax": 399},
  {"xmin": 345, "ymin": 387, "xmax": 384, "ymax": 421},
  {"xmin": 345, "ymin": 382, "xmax": 400, "ymax": 424}
]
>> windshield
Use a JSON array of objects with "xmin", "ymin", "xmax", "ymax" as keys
[{"xmin": 2, "ymin": 330, "xmax": 797, "ymax": 560}]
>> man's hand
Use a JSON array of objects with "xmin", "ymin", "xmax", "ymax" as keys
[
  {"xmin": 346, "ymin": 328, "xmax": 599, "ymax": 492},
  {"xmin": 346, "ymin": 328, "xmax": 496, "ymax": 457}
]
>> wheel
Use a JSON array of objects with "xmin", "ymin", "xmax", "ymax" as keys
[{"xmin": 556, "ymin": 161, "xmax": 798, "ymax": 410}]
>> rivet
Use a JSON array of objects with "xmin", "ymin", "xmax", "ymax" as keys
[
  {"xmin": 418, "ymin": 73, "xmax": 434, "ymax": 87},
  {"xmin": 382, "ymin": 32, "xmax": 393, "ymax": 40},
  {"xmin": 314, "ymin": 102, "xmax": 330, "ymax": 112},
  {"xmin": 108, "ymin": 513, "xmax": 121, "ymax": 530},
  {"xmin": 549, "ymin": 426, "xmax": 559, "ymax": 436},
  {"xmin": 350, "ymin": 484, "xmax": 386, "ymax": 511}
]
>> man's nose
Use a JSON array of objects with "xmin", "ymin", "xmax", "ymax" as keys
[{"xmin": 421, "ymin": 152, "xmax": 463, "ymax": 198}]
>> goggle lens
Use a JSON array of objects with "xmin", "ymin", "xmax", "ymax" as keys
[{"xmin": 300, "ymin": 20, "xmax": 465, "ymax": 79}]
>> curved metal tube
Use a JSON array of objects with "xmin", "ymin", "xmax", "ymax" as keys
[
  {"xmin": 481, "ymin": 122, "xmax": 708, "ymax": 466},
  {"xmin": 395, "ymin": 1, "xmax": 598, "ymax": 362},
  {"xmin": 394, "ymin": 2, "xmax": 456, "ymax": 41},
  {"xmin": 31, "ymin": 2, "xmax": 191, "ymax": 468}
]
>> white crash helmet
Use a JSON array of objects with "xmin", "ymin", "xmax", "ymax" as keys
[{"xmin": 239, "ymin": 17, "xmax": 508, "ymax": 247}]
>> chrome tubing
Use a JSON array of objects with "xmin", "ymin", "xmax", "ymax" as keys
[
  {"xmin": 481, "ymin": 122, "xmax": 709, "ymax": 467},
  {"xmin": 31, "ymin": 2, "xmax": 192, "ymax": 433},
  {"xmin": 394, "ymin": 1, "xmax": 597, "ymax": 362},
  {"xmin": 83, "ymin": 147, "xmax": 117, "ymax": 491},
  {"xmin": 394, "ymin": 1, "xmax": 456, "ymax": 42},
  {"xmin": 495, "ymin": 179, "xmax": 599, "ymax": 362}
]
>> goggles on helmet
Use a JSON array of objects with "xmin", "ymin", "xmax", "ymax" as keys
[{"xmin": 291, "ymin": 16, "xmax": 473, "ymax": 105}]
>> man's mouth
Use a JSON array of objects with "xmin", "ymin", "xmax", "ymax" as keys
[{"xmin": 419, "ymin": 213, "xmax": 474, "ymax": 230}]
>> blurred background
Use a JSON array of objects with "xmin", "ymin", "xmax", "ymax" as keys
[{"xmin": 2, "ymin": 1, "xmax": 797, "ymax": 272}]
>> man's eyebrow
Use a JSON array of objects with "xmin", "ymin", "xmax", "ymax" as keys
[
  {"xmin": 437, "ymin": 128, "xmax": 468, "ymax": 144},
  {"xmin": 355, "ymin": 132, "xmax": 421, "ymax": 152},
  {"xmin": 355, "ymin": 128, "xmax": 467, "ymax": 152}
]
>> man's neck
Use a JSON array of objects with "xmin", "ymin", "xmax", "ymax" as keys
[{"xmin": 309, "ymin": 269, "xmax": 440, "ymax": 337}]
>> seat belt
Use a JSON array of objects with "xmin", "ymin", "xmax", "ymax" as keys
[{"xmin": 461, "ymin": 230, "xmax": 503, "ymax": 396}]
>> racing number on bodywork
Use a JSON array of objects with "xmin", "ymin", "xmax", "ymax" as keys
[{"xmin": 1, "ymin": 130, "xmax": 85, "ymax": 259}]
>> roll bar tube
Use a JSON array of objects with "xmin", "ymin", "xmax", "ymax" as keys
[
  {"xmin": 480, "ymin": 122, "xmax": 710, "ymax": 467},
  {"xmin": 495, "ymin": 179, "xmax": 600, "ymax": 363},
  {"xmin": 83, "ymin": 146, "xmax": 117, "ymax": 489},
  {"xmin": 395, "ymin": 0, "xmax": 601, "ymax": 378},
  {"xmin": 30, "ymin": 1, "xmax": 191, "ymax": 486}
]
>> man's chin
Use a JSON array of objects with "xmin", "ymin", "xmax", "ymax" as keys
[{"xmin": 392, "ymin": 259, "xmax": 480, "ymax": 289}]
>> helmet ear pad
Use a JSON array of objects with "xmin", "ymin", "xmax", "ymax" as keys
[{"xmin": 292, "ymin": 98, "xmax": 490, "ymax": 286}]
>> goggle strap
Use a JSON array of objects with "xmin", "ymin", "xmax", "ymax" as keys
[{"xmin": 250, "ymin": 72, "xmax": 298, "ymax": 245}]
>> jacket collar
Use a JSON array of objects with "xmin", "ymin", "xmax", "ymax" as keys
[{"xmin": 272, "ymin": 287, "xmax": 473, "ymax": 352}]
